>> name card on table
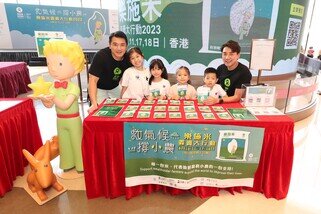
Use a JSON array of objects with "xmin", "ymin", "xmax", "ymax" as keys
[{"xmin": 244, "ymin": 85, "xmax": 276, "ymax": 107}]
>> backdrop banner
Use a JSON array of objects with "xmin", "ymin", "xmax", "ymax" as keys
[
  {"xmin": 119, "ymin": 0, "xmax": 310, "ymax": 77},
  {"xmin": 0, "ymin": 3, "xmax": 118, "ymax": 50}
]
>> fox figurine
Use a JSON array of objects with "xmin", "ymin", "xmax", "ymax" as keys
[
  {"xmin": 22, "ymin": 137, "xmax": 63, "ymax": 201},
  {"xmin": 34, "ymin": 136, "xmax": 59, "ymax": 163}
]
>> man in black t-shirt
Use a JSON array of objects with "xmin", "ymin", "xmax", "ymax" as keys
[
  {"xmin": 88, "ymin": 31, "xmax": 132, "ymax": 113},
  {"xmin": 213, "ymin": 40, "xmax": 252, "ymax": 104}
]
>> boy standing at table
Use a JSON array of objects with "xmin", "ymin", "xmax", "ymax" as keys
[{"xmin": 197, "ymin": 67, "xmax": 227, "ymax": 105}]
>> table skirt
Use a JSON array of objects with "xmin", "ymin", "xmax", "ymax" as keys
[
  {"xmin": 0, "ymin": 99, "xmax": 42, "ymax": 196},
  {"xmin": 0, "ymin": 62, "xmax": 31, "ymax": 98}
]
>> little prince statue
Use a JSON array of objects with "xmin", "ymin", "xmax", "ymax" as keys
[{"xmin": 40, "ymin": 39, "xmax": 85, "ymax": 172}]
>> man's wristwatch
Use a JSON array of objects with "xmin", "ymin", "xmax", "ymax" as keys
[{"xmin": 219, "ymin": 98, "xmax": 224, "ymax": 104}]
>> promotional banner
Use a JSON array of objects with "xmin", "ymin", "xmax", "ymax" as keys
[
  {"xmin": 0, "ymin": 3, "xmax": 118, "ymax": 50},
  {"xmin": 119, "ymin": 0, "xmax": 310, "ymax": 77},
  {"xmin": 124, "ymin": 122, "xmax": 264, "ymax": 189}
]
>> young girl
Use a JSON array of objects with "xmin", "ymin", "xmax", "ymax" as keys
[
  {"xmin": 169, "ymin": 66, "xmax": 196, "ymax": 100},
  {"xmin": 148, "ymin": 59, "xmax": 170, "ymax": 100},
  {"xmin": 121, "ymin": 47, "xmax": 150, "ymax": 100}
]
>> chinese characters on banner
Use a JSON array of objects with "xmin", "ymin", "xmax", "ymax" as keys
[
  {"xmin": 124, "ymin": 122, "xmax": 264, "ymax": 189},
  {"xmin": 0, "ymin": 3, "xmax": 116, "ymax": 50},
  {"xmin": 118, "ymin": 0, "xmax": 309, "ymax": 77},
  {"xmin": 119, "ymin": 0, "xmax": 190, "ymax": 50}
]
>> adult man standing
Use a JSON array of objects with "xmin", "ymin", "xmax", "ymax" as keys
[
  {"xmin": 209, "ymin": 40, "xmax": 252, "ymax": 104},
  {"xmin": 88, "ymin": 31, "xmax": 132, "ymax": 113}
]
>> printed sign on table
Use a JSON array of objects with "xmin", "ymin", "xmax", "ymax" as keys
[
  {"xmin": 93, "ymin": 105, "xmax": 123, "ymax": 117},
  {"xmin": 244, "ymin": 85, "xmax": 276, "ymax": 107},
  {"xmin": 124, "ymin": 122, "xmax": 264, "ymax": 189}
]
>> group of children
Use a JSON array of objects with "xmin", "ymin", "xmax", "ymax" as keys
[{"xmin": 121, "ymin": 47, "xmax": 227, "ymax": 103}]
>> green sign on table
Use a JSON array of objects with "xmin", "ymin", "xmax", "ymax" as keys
[
  {"xmin": 93, "ymin": 105, "xmax": 123, "ymax": 117},
  {"xmin": 124, "ymin": 122, "xmax": 264, "ymax": 189},
  {"xmin": 227, "ymin": 108, "xmax": 257, "ymax": 120}
]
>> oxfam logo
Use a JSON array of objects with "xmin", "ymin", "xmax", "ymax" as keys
[
  {"xmin": 224, "ymin": 78, "xmax": 231, "ymax": 87},
  {"xmin": 114, "ymin": 67, "xmax": 122, "ymax": 75},
  {"xmin": 16, "ymin": 7, "xmax": 23, "ymax": 13}
]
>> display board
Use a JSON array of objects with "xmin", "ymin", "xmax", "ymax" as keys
[
  {"xmin": 244, "ymin": 85, "xmax": 276, "ymax": 107},
  {"xmin": 0, "ymin": 3, "xmax": 118, "ymax": 50},
  {"xmin": 250, "ymin": 39, "xmax": 275, "ymax": 70},
  {"xmin": 119, "ymin": 0, "xmax": 310, "ymax": 77}
]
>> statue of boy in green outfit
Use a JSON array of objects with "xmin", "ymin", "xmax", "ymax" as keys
[{"xmin": 40, "ymin": 39, "xmax": 85, "ymax": 172}]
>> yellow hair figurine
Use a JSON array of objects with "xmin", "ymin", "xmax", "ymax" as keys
[{"xmin": 40, "ymin": 39, "xmax": 85, "ymax": 173}]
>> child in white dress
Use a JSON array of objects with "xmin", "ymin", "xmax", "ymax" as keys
[
  {"xmin": 121, "ymin": 47, "xmax": 150, "ymax": 100},
  {"xmin": 197, "ymin": 67, "xmax": 227, "ymax": 104},
  {"xmin": 148, "ymin": 59, "xmax": 170, "ymax": 100},
  {"xmin": 169, "ymin": 66, "xmax": 196, "ymax": 100}
]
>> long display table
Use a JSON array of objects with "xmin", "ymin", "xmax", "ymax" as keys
[{"xmin": 82, "ymin": 100, "xmax": 294, "ymax": 200}]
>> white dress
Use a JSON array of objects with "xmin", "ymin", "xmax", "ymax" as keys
[
  {"xmin": 149, "ymin": 79, "xmax": 170, "ymax": 98},
  {"xmin": 121, "ymin": 67, "xmax": 150, "ymax": 100},
  {"xmin": 169, "ymin": 83, "xmax": 197, "ymax": 99}
]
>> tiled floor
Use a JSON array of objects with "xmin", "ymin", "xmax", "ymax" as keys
[
  {"xmin": 1, "ymin": 67, "xmax": 321, "ymax": 213},
  {"xmin": 193, "ymin": 100, "xmax": 321, "ymax": 214}
]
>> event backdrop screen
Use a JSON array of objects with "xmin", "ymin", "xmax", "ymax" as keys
[
  {"xmin": 119, "ymin": 0, "xmax": 309, "ymax": 76},
  {"xmin": 0, "ymin": 3, "xmax": 117, "ymax": 50}
]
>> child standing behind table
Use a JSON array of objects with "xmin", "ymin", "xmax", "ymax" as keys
[
  {"xmin": 121, "ymin": 47, "xmax": 150, "ymax": 100},
  {"xmin": 148, "ymin": 59, "xmax": 170, "ymax": 100},
  {"xmin": 168, "ymin": 66, "xmax": 196, "ymax": 100},
  {"xmin": 307, "ymin": 46, "xmax": 314, "ymax": 58},
  {"xmin": 197, "ymin": 67, "xmax": 227, "ymax": 105}
]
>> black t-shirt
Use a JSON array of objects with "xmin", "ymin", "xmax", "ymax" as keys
[
  {"xmin": 89, "ymin": 47, "xmax": 132, "ymax": 90},
  {"xmin": 217, "ymin": 62, "xmax": 252, "ymax": 96}
]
